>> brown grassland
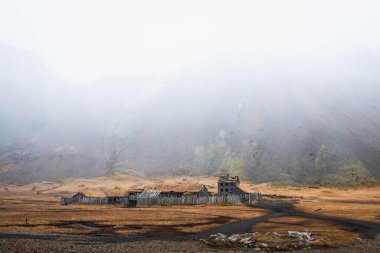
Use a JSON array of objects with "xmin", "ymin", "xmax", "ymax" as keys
[
  {"xmin": 0, "ymin": 173, "xmax": 379, "ymax": 251},
  {"xmin": 0, "ymin": 175, "xmax": 268, "ymax": 236},
  {"xmin": 248, "ymin": 183, "xmax": 380, "ymax": 223},
  {"xmin": 0, "ymin": 199, "xmax": 268, "ymax": 236},
  {"xmin": 249, "ymin": 183, "xmax": 380, "ymax": 247}
]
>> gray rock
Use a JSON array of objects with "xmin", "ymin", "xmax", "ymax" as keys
[
  {"xmin": 272, "ymin": 232, "xmax": 282, "ymax": 237},
  {"xmin": 288, "ymin": 231, "xmax": 314, "ymax": 241},
  {"xmin": 258, "ymin": 242, "xmax": 269, "ymax": 248},
  {"xmin": 210, "ymin": 233, "xmax": 227, "ymax": 241},
  {"xmin": 228, "ymin": 234, "xmax": 241, "ymax": 243},
  {"xmin": 239, "ymin": 237, "xmax": 252, "ymax": 244}
]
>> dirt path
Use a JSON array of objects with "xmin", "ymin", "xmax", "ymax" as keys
[
  {"xmin": 174, "ymin": 201, "xmax": 380, "ymax": 240},
  {"xmin": 251, "ymin": 202, "xmax": 380, "ymax": 239},
  {"xmin": 0, "ymin": 202, "xmax": 379, "ymax": 244}
]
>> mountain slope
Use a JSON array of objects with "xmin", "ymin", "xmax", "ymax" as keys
[{"xmin": 1, "ymin": 45, "xmax": 380, "ymax": 184}]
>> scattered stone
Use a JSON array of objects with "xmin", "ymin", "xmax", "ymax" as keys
[
  {"xmin": 288, "ymin": 230, "xmax": 314, "ymax": 241},
  {"xmin": 239, "ymin": 237, "xmax": 251, "ymax": 244},
  {"xmin": 203, "ymin": 230, "xmax": 315, "ymax": 250},
  {"xmin": 206, "ymin": 233, "xmax": 229, "ymax": 246},
  {"xmin": 258, "ymin": 243, "xmax": 268, "ymax": 248},
  {"xmin": 227, "ymin": 234, "xmax": 240, "ymax": 243}
]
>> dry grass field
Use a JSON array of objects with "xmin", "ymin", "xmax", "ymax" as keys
[
  {"xmin": 247, "ymin": 183, "xmax": 380, "ymax": 223},
  {"xmin": 0, "ymin": 173, "xmax": 379, "ymax": 251},
  {"xmin": 247, "ymin": 183, "xmax": 380, "ymax": 247},
  {"xmin": 0, "ymin": 186, "xmax": 268, "ymax": 237},
  {"xmin": 0, "ymin": 203, "xmax": 268, "ymax": 236}
]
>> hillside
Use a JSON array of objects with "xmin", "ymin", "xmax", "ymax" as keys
[{"xmin": 0, "ymin": 44, "xmax": 380, "ymax": 185}]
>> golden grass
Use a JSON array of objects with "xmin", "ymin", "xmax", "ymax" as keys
[
  {"xmin": 0, "ymin": 173, "xmax": 219, "ymax": 196},
  {"xmin": 1, "ymin": 174, "xmax": 379, "ymax": 241},
  {"xmin": 296, "ymin": 199, "xmax": 380, "ymax": 223},
  {"xmin": 0, "ymin": 193, "xmax": 269, "ymax": 236},
  {"xmin": 248, "ymin": 183, "xmax": 380, "ymax": 223}
]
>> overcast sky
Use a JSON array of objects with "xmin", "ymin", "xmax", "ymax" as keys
[{"xmin": 1, "ymin": 0, "xmax": 380, "ymax": 83}]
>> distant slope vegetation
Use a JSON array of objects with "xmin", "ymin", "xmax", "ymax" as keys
[
  {"xmin": 0, "ymin": 44, "xmax": 380, "ymax": 185},
  {"xmin": 118, "ymin": 79, "xmax": 380, "ymax": 186}
]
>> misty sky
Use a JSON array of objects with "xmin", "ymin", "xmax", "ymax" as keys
[{"xmin": 1, "ymin": 0, "xmax": 380, "ymax": 83}]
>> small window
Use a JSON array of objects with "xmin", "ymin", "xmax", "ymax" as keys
[
  {"xmin": 225, "ymin": 189, "xmax": 229, "ymax": 192},
  {"xmin": 221, "ymin": 189, "xmax": 223, "ymax": 192},
  {"xmin": 230, "ymin": 183, "xmax": 234, "ymax": 186}
]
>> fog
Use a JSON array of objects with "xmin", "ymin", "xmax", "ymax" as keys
[{"xmin": 1, "ymin": 1, "xmax": 380, "ymax": 184}]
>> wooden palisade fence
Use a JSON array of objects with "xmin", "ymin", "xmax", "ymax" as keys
[
  {"xmin": 61, "ymin": 192, "xmax": 261, "ymax": 206},
  {"xmin": 135, "ymin": 193, "xmax": 261, "ymax": 206},
  {"xmin": 61, "ymin": 196, "xmax": 109, "ymax": 205}
]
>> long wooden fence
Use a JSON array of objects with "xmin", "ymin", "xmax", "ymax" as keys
[
  {"xmin": 61, "ymin": 196, "xmax": 109, "ymax": 205},
  {"xmin": 61, "ymin": 193, "xmax": 261, "ymax": 206},
  {"xmin": 135, "ymin": 193, "xmax": 260, "ymax": 206}
]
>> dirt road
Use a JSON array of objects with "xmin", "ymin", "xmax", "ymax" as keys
[{"xmin": 0, "ymin": 201, "xmax": 379, "ymax": 243}]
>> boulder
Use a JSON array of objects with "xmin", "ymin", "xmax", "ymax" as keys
[
  {"xmin": 209, "ymin": 233, "xmax": 227, "ymax": 242},
  {"xmin": 239, "ymin": 237, "xmax": 252, "ymax": 244},
  {"xmin": 258, "ymin": 242, "xmax": 269, "ymax": 248},
  {"xmin": 228, "ymin": 234, "xmax": 241, "ymax": 243},
  {"xmin": 288, "ymin": 231, "xmax": 314, "ymax": 241}
]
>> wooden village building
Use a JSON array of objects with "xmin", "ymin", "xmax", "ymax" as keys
[
  {"xmin": 218, "ymin": 174, "xmax": 248, "ymax": 197},
  {"xmin": 61, "ymin": 190, "xmax": 108, "ymax": 205},
  {"xmin": 148, "ymin": 184, "xmax": 212, "ymax": 198},
  {"xmin": 107, "ymin": 190, "xmax": 127, "ymax": 205},
  {"xmin": 61, "ymin": 176, "xmax": 260, "ymax": 206},
  {"xmin": 106, "ymin": 189, "xmax": 144, "ymax": 206},
  {"xmin": 127, "ymin": 189, "xmax": 143, "ymax": 207}
]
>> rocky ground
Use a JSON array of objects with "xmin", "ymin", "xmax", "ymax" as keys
[
  {"xmin": 0, "ymin": 237, "xmax": 379, "ymax": 253},
  {"xmin": 202, "ymin": 231, "xmax": 315, "ymax": 251}
]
